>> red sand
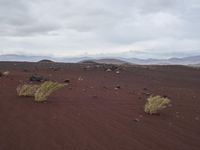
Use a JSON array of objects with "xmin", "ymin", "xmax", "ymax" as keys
[{"xmin": 0, "ymin": 62, "xmax": 200, "ymax": 150}]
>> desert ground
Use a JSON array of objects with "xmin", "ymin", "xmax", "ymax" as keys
[{"xmin": 0, "ymin": 61, "xmax": 200, "ymax": 150}]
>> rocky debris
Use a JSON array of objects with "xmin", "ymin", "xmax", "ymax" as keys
[
  {"xmin": 115, "ymin": 85, "xmax": 121, "ymax": 90},
  {"xmin": 142, "ymin": 92, "xmax": 151, "ymax": 96},
  {"xmin": 78, "ymin": 76, "xmax": 83, "ymax": 81},
  {"xmin": 103, "ymin": 64, "xmax": 120, "ymax": 72},
  {"xmin": 49, "ymin": 67, "xmax": 60, "ymax": 72},
  {"xmin": 106, "ymin": 68, "xmax": 112, "ymax": 72},
  {"xmin": 83, "ymin": 66, "xmax": 91, "ymax": 70},
  {"xmin": 134, "ymin": 118, "xmax": 140, "ymax": 122},
  {"xmin": 116, "ymin": 70, "xmax": 120, "ymax": 74},
  {"xmin": 30, "ymin": 74, "xmax": 48, "ymax": 82}
]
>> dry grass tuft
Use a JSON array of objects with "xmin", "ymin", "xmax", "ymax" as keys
[
  {"xmin": 17, "ymin": 81, "xmax": 65, "ymax": 102},
  {"xmin": 144, "ymin": 95, "xmax": 171, "ymax": 114},
  {"xmin": 34, "ymin": 81, "xmax": 65, "ymax": 102},
  {"xmin": 17, "ymin": 84, "xmax": 40, "ymax": 97}
]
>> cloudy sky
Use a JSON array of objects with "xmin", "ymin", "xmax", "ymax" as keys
[{"xmin": 0, "ymin": 0, "xmax": 200, "ymax": 58}]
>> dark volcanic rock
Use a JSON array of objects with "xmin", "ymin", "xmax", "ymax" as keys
[
  {"xmin": 64, "ymin": 79, "xmax": 70, "ymax": 83},
  {"xmin": 29, "ymin": 74, "xmax": 47, "ymax": 82}
]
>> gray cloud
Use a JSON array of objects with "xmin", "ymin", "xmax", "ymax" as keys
[{"xmin": 0, "ymin": 0, "xmax": 200, "ymax": 57}]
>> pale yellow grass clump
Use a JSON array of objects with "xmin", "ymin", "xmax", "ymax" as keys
[
  {"xmin": 17, "ymin": 84, "xmax": 40, "ymax": 97},
  {"xmin": 17, "ymin": 81, "xmax": 65, "ymax": 102},
  {"xmin": 34, "ymin": 81, "xmax": 65, "ymax": 102},
  {"xmin": 144, "ymin": 95, "xmax": 171, "ymax": 114}
]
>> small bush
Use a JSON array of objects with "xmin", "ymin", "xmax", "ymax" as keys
[
  {"xmin": 144, "ymin": 95, "xmax": 171, "ymax": 114},
  {"xmin": 34, "ymin": 81, "xmax": 65, "ymax": 102},
  {"xmin": 17, "ymin": 81, "xmax": 65, "ymax": 102},
  {"xmin": 17, "ymin": 84, "xmax": 40, "ymax": 97}
]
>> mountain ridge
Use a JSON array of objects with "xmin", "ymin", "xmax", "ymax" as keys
[{"xmin": 0, "ymin": 54, "xmax": 200, "ymax": 65}]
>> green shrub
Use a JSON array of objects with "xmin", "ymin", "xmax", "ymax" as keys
[
  {"xmin": 144, "ymin": 95, "xmax": 171, "ymax": 114},
  {"xmin": 17, "ymin": 84, "xmax": 40, "ymax": 97},
  {"xmin": 34, "ymin": 81, "xmax": 65, "ymax": 102}
]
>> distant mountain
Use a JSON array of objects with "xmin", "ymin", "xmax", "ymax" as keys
[
  {"xmin": 0, "ymin": 54, "xmax": 54, "ymax": 62},
  {"xmin": 93, "ymin": 59, "xmax": 130, "ymax": 65},
  {"xmin": 0, "ymin": 54, "xmax": 200, "ymax": 65},
  {"xmin": 122, "ymin": 55, "xmax": 200, "ymax": 65}
]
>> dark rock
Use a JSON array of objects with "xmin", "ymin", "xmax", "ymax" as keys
[
  {"xmin": 29, "ymin": 74, "xmax": 47, "ymax": 82},
  {"xmin": 116, "ymin": 85, "xmax": 121, "ymax": 89},
  {"xmin": 64, "ymin": 79, "xmax": 70, "ymax": 83},
  {"xmin": 163, "ymin": 95, "xmax": 168, "ymax": 98},
  {"xmin": 134, "ymin": 118, "xmax": 140, "ymax": 122},
  {"xmin": 115, "ymin": 85, "xmax": 121, "ymax": 90}
]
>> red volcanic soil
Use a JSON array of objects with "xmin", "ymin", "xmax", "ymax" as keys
[{"xmin": 0, "ymin": 62, "xmax": 200, "ymax": 150}]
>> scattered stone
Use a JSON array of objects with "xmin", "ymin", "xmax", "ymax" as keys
[
  {"xmin": 143, "ymin": 88, "xmax": 148, "ymax": 91},
  {"xmin": 78, "ymin": 76, "xmax": 83, "ymax": 81},
  {"xmin": 3, "ymin": 71, "xmax": 10, "ymax": 76},
  {"xmin": 106, "ymin": 68, "xmax": 112, "ymax": 72},
  {"xmin": 116, "ymin": 70, "xmax": 120, "ymax": 74},
  {"xmin": 85, "ymin": 66, "xmax": 91, "ymax": 70},
  {"xmin": 64, "ymin": 79, "xmax": 70, "ymax": 83},
  {"xmin": 142, "ymin": 92, "xmax": 151, "ymax": 96},
  {"xmin": 115, "ymin": 85, "xmax": 121, "ymax": 90},
  {"xmin": 134, "ymin": 118, "xmax": 140, "ymax": 122}
]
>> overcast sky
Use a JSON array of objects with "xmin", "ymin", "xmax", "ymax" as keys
[{"xmin": 0, "ymin": 0, "xmax": 200, "ymax": 58}]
